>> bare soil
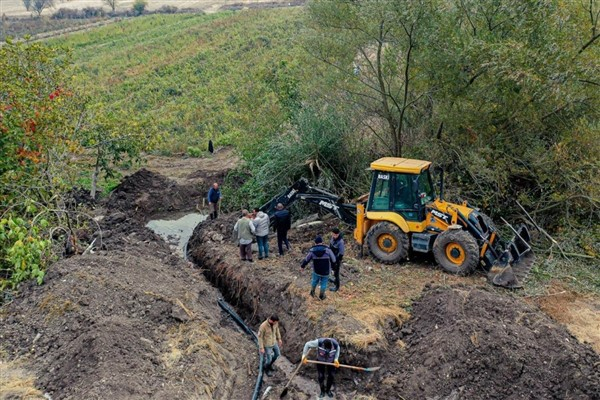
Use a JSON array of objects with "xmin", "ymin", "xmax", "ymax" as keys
[
  {"xmin": 528, "ymin": 283, "xmax": 600, "ymax": 354},
  {"xmin": 1, "ymin": 150, "xmax": 599, "ymax": 400},
  {"xmin": 394, "ymin": 286, "xmax": 600, "ymax": 399},
  {"xmin": 188, "ymin": 214, "xmax": 600, "ymax": 399},
  {"xmin": 0, "ymin": 161, "xmax": 256, "ymax": 399}
]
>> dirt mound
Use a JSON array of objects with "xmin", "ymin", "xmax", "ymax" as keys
[
  {"xmin": 2, "ymin": 248, "xmax": 256, "ymax": 399},
  {"xmin": 189, "ymin": 213, "xmax": 600, "ymax": 399},
  {"xmin": 106, "ymin": 168, "xmax": 201, "ymax": 220},
  {"xmin": 392, "ymin": 286, "xmax": 600, "ymax": 399},
  {"xmin": 1, "ymin": 214, "xmax": 255, "ymax": 399}
]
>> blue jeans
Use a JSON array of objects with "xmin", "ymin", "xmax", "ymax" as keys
[
  {"xmin": 264, "ymin": 343, "xmax": 280, "ymax": 367},
  {"xmin": 311, "ymin": 272, "xmax": 328, "ymax": 293},
  {"xmin": 256, "ymin": 235, "xmax": 269, "ymax": 258}
]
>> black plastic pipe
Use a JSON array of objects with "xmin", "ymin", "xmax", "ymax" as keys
[{"xmin": 218, "ymin": 298, "xmax": 264, "ymax": 400}]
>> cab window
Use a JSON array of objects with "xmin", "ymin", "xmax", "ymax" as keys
[
  {"xmin": 418, "ymin": 170, "xmax": 435, "ymax": 205},
  {"xmin": 369, "ymin": 172, "xmax": 390, "ymax": 210},
  {"xmin": 393, "ymin": 174, "xmax": 413, "ymax": 210}
]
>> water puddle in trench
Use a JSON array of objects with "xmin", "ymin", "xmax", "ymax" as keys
[{"xmin": 146, "ymin": 212, "xmax": 206, "ymax": 257}]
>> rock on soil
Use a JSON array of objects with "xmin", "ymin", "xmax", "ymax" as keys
[{"xmin": 391, "ymin": 286, "xmax": 600, "ymax": 399}]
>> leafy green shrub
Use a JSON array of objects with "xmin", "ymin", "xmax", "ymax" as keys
[
  {"xmin": 224, "ymin": 106, "xmax": 371, "ymax": 210},
  {"xmin": 187, "ymin": 146, "xmax": 203, "ymax": 157},
  {"xmin": 82, "ymin": 7, "xmax": 105, "ymax": 18},
  {"xmin": 0, "ymin": 212, "xmax": 52, "ymax": 289},
  {"xmin": 132, "ymin": 0, "xmax": 147, "ymax": 16}
]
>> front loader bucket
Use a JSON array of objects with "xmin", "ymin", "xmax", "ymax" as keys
[
  {"xmin": 487, "ymin": 225, "xmax": 535, "ymax": 289},
  {"xmin": 488, "ymin": 252, "xmax": 536, "ymax": 289}
]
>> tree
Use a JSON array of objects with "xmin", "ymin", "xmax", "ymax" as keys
[
  {"xmin": 78, "ymin": 103, "xmax": 160, "ymax": 199},
  {"xmin": 31, "ymin": 0, "xmax": 54, "ymax": 17},
  {"xmin": 132, "ymin": 0, "xmax": 147, "ymax": 16},
  {"xmin": 305, "ymin": 0, "xmax": 436, "ymax": 157},
  {"xmin": 103, "ymin": 0, "xmax": 117, "ymax": 13},
  {"xmin": 304, "ymin": 0, "xmax": 599, "ymax": 227},
  {"xmin": 22, "ymin": 0, "xmax": 32, "ymax": 11},
  {"xmin": 1, "ymin": 41, "xmax": 82, "ymax": 288}
]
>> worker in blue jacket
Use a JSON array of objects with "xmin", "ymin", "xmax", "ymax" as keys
[
  {"xmin": 207, "ymin": 182, "xmax": 221, "ymax": 220},
  {"xmin": 301, "ymin": 235, "xmax": 336, "ymax": 300}
]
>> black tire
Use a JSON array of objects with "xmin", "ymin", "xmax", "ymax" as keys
[
  {"xmin": 366, "ymin": 222, "xmax": 409, "ymax": 264},
  {"xmin": 433, "ymin": 229, "xmax": 479, "ymax": 275}
]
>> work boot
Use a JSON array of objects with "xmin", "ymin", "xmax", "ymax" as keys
[
  {"xmin": 310, "ymin": 287, "xmax": 316, "ymax": 298},
  {"xmin": 326, "ymin": 390, "xmax": 334, "ymax": 398},
  {"xmin": 319, "ymin": 290, "xmax": 326, "ymax": 300},
  {"xmin": 329, "ymin": 286, "xmax": 339, "ymax": 292}
]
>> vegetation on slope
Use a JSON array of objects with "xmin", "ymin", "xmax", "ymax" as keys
[
  {"xmin": 51, "ymin": 11, "xmax": 307, "ymax": 153},
  {"xmin": 2, "ymin": 3, "xmax": 599, "ymax": 292}
]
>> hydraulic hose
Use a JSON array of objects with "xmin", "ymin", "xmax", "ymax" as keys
[{"xmin": 217, "ymin": 298, "xmax": 264, "ymax": 400}]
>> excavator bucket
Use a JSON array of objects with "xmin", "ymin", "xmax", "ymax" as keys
[{"xmin": 487, "ymin": 225, "xmax": 535, "ymax": 289}]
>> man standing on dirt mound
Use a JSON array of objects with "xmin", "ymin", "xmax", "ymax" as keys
[
  {"xmin": 302, "ymin": 337, "xmax": 340, "ymax": 399},
  {"xmin": 207, "ymin": 182, "xmax": 221, "ymax": 220},
  {"xmin": 300, "ymin": 236, "xmax": 336, "ymax": 300},
  {"xmin": 258, "ymin": 314, "xmax": 283, "ymax": 377},
  {"xmin": 273, "ymin": 203, "xmax": 292, "ymax": 256}
]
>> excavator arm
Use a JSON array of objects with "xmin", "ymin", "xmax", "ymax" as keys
[{"xmin": 259, "ymin": 178, "xmax": 357, "ymax": 226}]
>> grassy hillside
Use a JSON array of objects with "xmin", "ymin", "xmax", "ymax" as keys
[{"xmin": 52, "ymin": 9, "xmax": 306, "ymax": 153}]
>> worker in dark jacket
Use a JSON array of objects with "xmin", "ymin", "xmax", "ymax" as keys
[
  {"xmin": 329, "ymin": 228, "xmax": 345, "ymax": 292},
  {"xmin": 207, "ymin": 182, "xmax": 222, "ymax": 220},
  {"xmin": 301, "ymin": 337, "xmax": 340, "ymax": 399},
  {"xmin": 300, "ymin": 236, "xmax": 336, "ymax": 300},
  {"xmin": 273, "ymin": 203, "xmax": 291, "ymax": 256}
]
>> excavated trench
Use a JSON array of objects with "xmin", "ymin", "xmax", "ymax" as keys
[
  {"xmin": 7, "ymin": 168, "xmax": 595, "ymax": 400},
  {"xmin": 78, "ymin": 168, "xmax": 600, "ymax": 400},
  {"xmin": 185, "ymin": 214, "xmax": 413, "ymax": 399},
  {"xmin": 186, "ymin": 213, "xmax": 600, "ymax": 400}
]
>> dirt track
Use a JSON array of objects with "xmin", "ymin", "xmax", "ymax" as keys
[
  {"xmin": 1, "ymin": 151, "xmax": 600, "ymax": 399},
  {"xmin": 0, "ymin": 0, "xmax": 300, "ymax": 16}
]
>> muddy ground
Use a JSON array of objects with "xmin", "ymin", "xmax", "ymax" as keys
[
  {"xmin": 1, "ymin": 149, "xmax": 600, "ymax": 399},
  {"xmin": 188, "ymin": 213, "xmax": 600, "ymax": 399}
]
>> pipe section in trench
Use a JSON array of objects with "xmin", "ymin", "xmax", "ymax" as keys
[{"xmin": 218, "ymin": 298, "xmax": 264, "ymax": 400}]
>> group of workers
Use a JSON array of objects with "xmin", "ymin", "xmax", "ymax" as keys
[
  {"xmin": 258, "ymin": 314, "xmax": 340, "ymax": 399},
  {"xmin": 232, "ymin": 202, "xmax": 293, "ymax": 261},
  {"xmin": 208, "ymin": 182, "xmax": 347, "ymax": 398}
]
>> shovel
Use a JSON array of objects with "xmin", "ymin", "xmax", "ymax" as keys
[
  {"xmin": 279, "ymin": 362, "xmax": 304, "ymax": 398},
  {"xmin": 306, "ymin": 359, "xmax": 381, "ymax": 372}
]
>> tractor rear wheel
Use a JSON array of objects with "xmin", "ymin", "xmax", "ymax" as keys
[
  {"xmin": 366, "ymin": 222, "xmax": 409, "ymax": 264},
  {"xmin": 433, "ymin": 229, "xmax": 479, "ymax": 275}
]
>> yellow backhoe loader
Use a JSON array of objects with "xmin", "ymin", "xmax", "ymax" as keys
[{"xmin": 261, "ymin": 157, "xmax": 535, "ymax": 288}]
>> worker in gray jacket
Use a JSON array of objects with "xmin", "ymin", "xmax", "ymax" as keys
[
  {"xmin": 251, "ymin": 208, "xmax": 270, "ymax": 259},
  {"xmin": 234, "ymin": 209, "xmax": 256, "ymax": 262},
  {"xmin": 301, "ymin": 337, "xmax": 340, "ymax": 399}
]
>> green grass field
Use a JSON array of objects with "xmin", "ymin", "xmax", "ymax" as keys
[{"xmin": 52, "ymin": 9, "xmax": 306, "ymax": 153}]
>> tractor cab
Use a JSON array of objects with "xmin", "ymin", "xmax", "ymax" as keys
[{"xmin": 367, "ymin": 157, "xmax": 434, "ymax": 223}]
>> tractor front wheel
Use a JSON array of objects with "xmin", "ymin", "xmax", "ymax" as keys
[
  {"xmin": 433, "ymin": 229, "xmax": 479, "ymax": 275},
  {"xmin": 366, "ymin": 222, "xmax": 409, "ymax": 264}
]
